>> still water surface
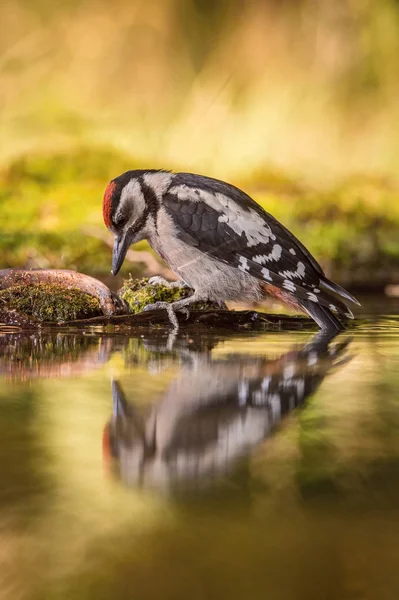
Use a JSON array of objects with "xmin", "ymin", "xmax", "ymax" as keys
[{"xmin": 1, "ymin": 301, "xmax": 399, "ymax": 600}]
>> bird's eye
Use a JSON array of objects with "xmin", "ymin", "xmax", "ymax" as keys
[{"xmin": 114, "ymin": 213, "xmax": 128, "ymax": 228}]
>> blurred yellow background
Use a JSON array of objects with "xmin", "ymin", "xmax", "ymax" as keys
[{"xmin": 1, "ymin": 0, "xmax": 399, "ymax": 287}]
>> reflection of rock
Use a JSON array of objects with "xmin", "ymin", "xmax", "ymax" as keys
[
  {"xmin": 104, "ymin": 332, "xmax": 352, "ymax": 491},
  {"xmin": 0, "ymin": 333, "xmax": 113, "ymax": 380}
]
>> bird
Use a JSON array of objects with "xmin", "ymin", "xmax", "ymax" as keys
[{"xmin": 103, "ymin": 169, "xmax": 360, "ymax": 331}]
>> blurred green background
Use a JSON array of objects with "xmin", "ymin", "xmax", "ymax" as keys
[{"xmin": 1, "ymin": 0, "xmax": 399, "ymax": 289}]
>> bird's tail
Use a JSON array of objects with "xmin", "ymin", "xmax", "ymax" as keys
[
  {"xmin": 300, "ymin": 276, "xmax": 359, "ymax": 332},
  {"xmin": 300, "ymin": 299, "xmax": 346, "ymax": 332},
  {"xmin": 319, "ymin": 277, "xmax": 361, "ymax": 306}
]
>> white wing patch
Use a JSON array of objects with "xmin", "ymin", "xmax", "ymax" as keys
[
  {"xmin": 307, "ymin": 292, "xmax": 319, "ymax": 303},
  {"xmin": 261, "ymin": 267, "xmax": 273, "ymax": 281},
  {"xmin": 279, "ymin": 261, "xmax": 306, "ymax": 280},
  {"xmin": 252, "ymin": 244, "xmax": 282, "ymax": 265},
  {"xmin": 238, "ymin": 256, "xmax": 250, "ymax": 272},
  {"xmin": 282, "ymin": 280, "xmax": 297, "ymax": 293},
  {"xmin": 169, "ymin": 184, "xmax": 276, "ymax": 247}
]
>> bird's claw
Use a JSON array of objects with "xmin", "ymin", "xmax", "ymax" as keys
[{"xmin": 142, "ymin": 302, "xmax": 167, "ymax": 312}]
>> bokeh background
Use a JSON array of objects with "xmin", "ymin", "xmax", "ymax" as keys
[{"xmin": 1, "ymin": 0, "xmax": 399, "ymax": 290}]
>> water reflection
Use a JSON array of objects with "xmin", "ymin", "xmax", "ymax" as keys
[
  {"xmin": 1, "ymin": 319, "xmax": 399, "ymax": 600},
  {"xmin": 0, "ymin": 331, "xmax": 113, "ymax": 380},
  {"xmin": 105, "ymin": 332, "xmax": 352, "ymax": 491}
]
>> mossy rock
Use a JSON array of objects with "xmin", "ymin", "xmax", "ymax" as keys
[
  {"xmin": 119, "ymin": 278, "xmax": 220, "ymax": 314},
  {"xmin": 0, "ymin": 283, "xmax": 102, "ymax": 322}
]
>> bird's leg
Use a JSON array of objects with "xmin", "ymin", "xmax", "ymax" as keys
[
  {"xmin": 166, "ymin": 330, "xmax": 178, "ymax": 351},
  {"xmin": 148, "ymin": 276, "xmax": 190, "ymax": 290},
  {"xmin": 142, "ymin": 291, "xmax": 205, "ymax": 330}
]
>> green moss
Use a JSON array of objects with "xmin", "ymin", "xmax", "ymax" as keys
[
  {"xmin": 119, "ymin": 278, "xmax": 189, "ymax": 314},
  {"xmin": 119, "ymin": 278, "xmax": 218, "ymax": 314},
  {"xmin": 0, "ymin": 283, "xmax": 101, "ymax": 322}
]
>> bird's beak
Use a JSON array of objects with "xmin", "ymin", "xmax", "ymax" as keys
[
  {"xmin": 111, "ymin": 233, "xmax": 131, "ymax": 276},
  {"xmin": 111, "ymin": 380, "xmax": 128, "ymax": 419}
]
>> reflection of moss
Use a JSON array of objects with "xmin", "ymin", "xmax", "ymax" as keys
[
  {"xmin": 296, "ymin": 401, "xmax": 341, "ymax": 496},
  {"xmin": 0, "ymin": 283, "xmax": 101, "ymax": 322},
  {"xmin": 119, "ymin": 278, "xmax": 216, "ymax": 314},
  {"xmin": 0, "ymin": 386, "xmax": 52, "ymax": 525}
]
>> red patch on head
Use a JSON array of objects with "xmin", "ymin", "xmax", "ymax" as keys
[{"xmin": 103, "ymin": 181, "xmax": 116, "ymax": 228}]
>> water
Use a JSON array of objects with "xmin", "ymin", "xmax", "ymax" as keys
[{"xmin": 1, "ymin": 301, "xmax": 399, "ymax": 600}]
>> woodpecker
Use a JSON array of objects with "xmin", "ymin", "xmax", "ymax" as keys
[{"xmin": 103, "ymin": 170, "xmax": 360, "ymax": 331}]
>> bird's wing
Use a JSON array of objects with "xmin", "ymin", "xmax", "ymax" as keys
[
  {"xmin": 163, "ymin": 176, "xmax": 351, "ymax": 315},
  {"xmin": 172, "ymin": 173, "xmax": 326, "ymax": 274}
]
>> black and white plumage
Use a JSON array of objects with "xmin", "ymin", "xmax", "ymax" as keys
[
  {"xmin": 103, "ymin": 170, "xmax": 360, "ymax": 331},
  {"xmin": 103, "ymin": 332, "xmax": 351, "ymax": 489}
]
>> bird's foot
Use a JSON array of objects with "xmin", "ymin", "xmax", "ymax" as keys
[
  {"xmin": 148, "ymin": 276, "xmax": 190, "ymax": 290},
  {"xmin": 142, "ymin": 301, "xmax": 169, "ymax": 312}
]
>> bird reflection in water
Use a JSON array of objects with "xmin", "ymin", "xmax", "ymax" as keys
[{"xmin": 103, "ymin": 332, "xmax": 352, "ymax": 491}]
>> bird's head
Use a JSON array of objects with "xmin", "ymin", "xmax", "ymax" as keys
[
  {"xmin": 103, "ymin": 169, "xmax": 173, "ymax": 275},
  {"xmin": 103, "ymin": 171, "xmax": 150, "ymax": 275}
]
